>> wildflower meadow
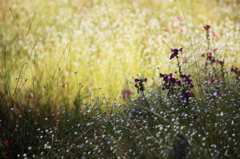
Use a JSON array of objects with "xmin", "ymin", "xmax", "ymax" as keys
[{"xmin": 0, "ymin": 0, "xmax": 240, "ymax": 158}]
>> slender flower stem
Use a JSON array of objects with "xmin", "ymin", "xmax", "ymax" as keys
[
  {"xmin": 206, "ymin": 29, "xmax": 210, "ymax": 50},
  {"xmin": 176, "ymin": 55, "xmax": 183, "ymax": 76}
]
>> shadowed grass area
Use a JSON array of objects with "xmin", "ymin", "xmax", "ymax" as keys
[{"xmin": 0, "ymin": 0, "xmax": 240, "ymax": 158}]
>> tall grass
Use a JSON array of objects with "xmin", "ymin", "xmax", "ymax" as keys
[{"xmin": 0, "ymin": 0, "xmax": 240, "ymax": 158}]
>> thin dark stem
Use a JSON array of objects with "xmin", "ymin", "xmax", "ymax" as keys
[
  {"xmin": 176, "ymin": 56, "xmax": 183, "ymax": 76},
  {"xmin": 206, "ymin": 29, "xmax": 210, "ymax": 50}
]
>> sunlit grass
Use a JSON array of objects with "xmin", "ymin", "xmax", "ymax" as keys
[
  {"xmin": 1, "ymin": 0, "xmax": 239, "ymax": 106},
  {"xmin": 0, "ymin": 0, "xmax": 240, "ymax": 158}
]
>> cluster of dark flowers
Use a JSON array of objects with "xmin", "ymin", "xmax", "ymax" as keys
[
  {"xmin": 231, "ymin": 66, "xmax": 240, "ymax": 76},
  {"xmin": 134, "ymin": 78, "xmax": 148, "ymax": 101},
  {"xmin": 160, "ymin": 48, "xmax": 195, "ymax": 105},
  {"xmin": 134, "ymin": 78, "xmax": 147, "ymax": 93},
  {"xmin": 230, "ymin": 66, "xmax": 240, "ymax": 83},
  {"xmin": 201, "ymin": 51, "xmax": 224, "ymax": 65},
  {"xmin": 133, "ymin": 25, "xmax": 239, "ymax": 107},
  {"xmin": 206, "ymin": 77, "xmax": 222, "ymax": 97},
  {"xmin": 201, "ymin": 24, "xmax": 224, "ymax": 65},
  {"xmin": 134, "ymin": 47, "xmax": 195, "ymax": 105},
  {"xmin": 159, "ymin": 72, "xmax": 195, "ymax": 105}
]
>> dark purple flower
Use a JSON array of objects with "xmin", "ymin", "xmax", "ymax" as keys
[
  {"xmin": 189, "ymin": 92, "xmax": 195, "ymax": 97},
  {"xmin": 183, "ymin": 77, "xmax": 192, "ymax": 83},
  {"xmin": 182, "ymin": 91, "xmax": 195, "ymax": 99},
  {"xmin": 209, "ymin": 78, "xmax": 221, "ymax": 85},
  {"xmin": 134, "ymin": 77, "xmax": 147, "ymax": 92},
  {"xmin": 159, "ymin": 73, "xmax": 168, "ymax": 82},
  {"xmin": 160, "ymin": 73, "xmax": 176, "ymax": 83},
  {"xmin": 134, "ymin": 84, "xmax": 139, "ymax": 88},
  {"xmin": 230, "ymin": 67, "xmax": 240, "ymax": 75},
  {"xmin": 167, "ymin": 77, "xmax": 176, "ymax": 83},
  {"xmin": 160, "ymin": 73, "xmax": 172, "ymax": 78},
  {"xmin": 189, "ymin": 84, "xmax": 194, "ymax": 88},
  {"xmin": 170, "ymin": 48, "xmax": 182, "ymax": 59},
  {"xmin": 134, "ymin": 78, "xmax": 147, "ymax": 83},
  {"xmin": 207, "ymin": 52, "xmax": 213, "ymax": 59},
  {"xmin": 207, "ymin": 53, "xmax": 217, "ymax": 64},
  {"xmin": 159, "ymin": 73, "xmax": 165, "ymax": 78},
  {"xmin": 175, "ymin": 78, "xmax": 181, "ymax": 85},
  {"xmin": 169, "ymin": 87, "xmax": 174, "ymax": 92},
  {"xmin": 181, "ymin": 74, "xmax": 192, "ymax": 84},
  {"xmin": 134, "ymin": 79, "xmax": 139, "ymax": 82},
  {"xmin": 202, "ymin": 25, "xmax": 211, "ymax": 30},
  {"xmin": 166, "ymin": 74, "xmax": 174, "ymax": 83},
  {"xmin": 231, "ymin": 67, "xmax": 238, "ymax": 72},
  {"xmin": 168, "ymin": 73, "xmax": 173, "ymax": 78},
  {"xmin": 216, "ymin": 59, "xmax": 224, "ymax": 65},
  {"xmin": 211, "ymin": 59, "xmax": 216, "ymax": 63},
  {"xmin": 213, "ymin": 90, "xmax": 221, "ymax": 96},
  {"xmin": 179, "ymin": 91, "xmax": 194, "ymax": 104},
  {"xmin": 170, "ymin": 53, "xmax": 175, "ymax": 59},
  {"xmin": 209, "ymin": 79, "xmax": 214, "ymax": 85}
]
